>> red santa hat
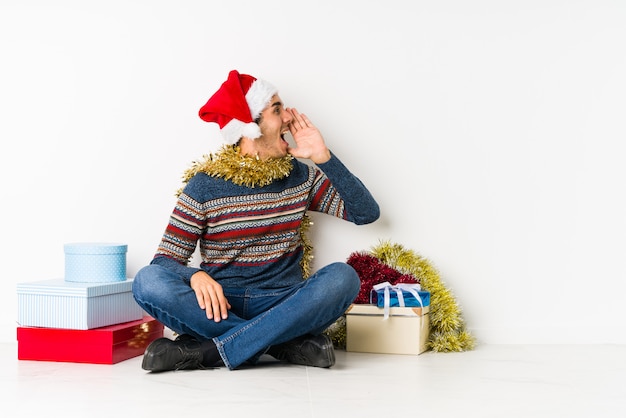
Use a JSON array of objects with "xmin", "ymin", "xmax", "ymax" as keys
[{"xmin": 198, "ymin": 70, "xmax": 278, "ymax": 144}]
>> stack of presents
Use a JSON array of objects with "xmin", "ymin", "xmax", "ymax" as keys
[
  {"xmin": 344, "ymin": 281, "xmax": 431, "ymax": 356},
  {"xmin": 16, "ymin": 243, "xmax": 164, "ymax": 364},
  {"xmin": 15, "ymin": 242, "xmax": 432, "ymax": 363}
]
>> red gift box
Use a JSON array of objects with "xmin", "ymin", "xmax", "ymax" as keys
[{"xmin": 17, "ymin": 316, "xmax": 164, "ymax": 364}]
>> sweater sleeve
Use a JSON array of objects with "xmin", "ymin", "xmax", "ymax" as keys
[
  {"xmin": 149, "ymin": 178, "xmax": 207, "ymax": 283},
  {"xmin": 311, "ymin": 151, "xmax": 380, "ymax": 225}
]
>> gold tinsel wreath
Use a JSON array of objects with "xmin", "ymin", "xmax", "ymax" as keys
[
  {"xmin": 176, "ymin": 144, "xmax": 314, "ymax": 278},
  {"xmin": 371, "ymin": 240, "xmax": 475, "ymax": 352},
  {"xmin": 324, "ymin": 240, "xmax": 475, "ymax": 353}
]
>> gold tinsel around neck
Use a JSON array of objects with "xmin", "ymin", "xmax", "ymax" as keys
[
  {"xmin": 177, "ymin": 145, "xmax": 294, "ymax": 196},
  {"xmin": 175, "ymin": 144, "xmax": 313, "ymax": 279}
]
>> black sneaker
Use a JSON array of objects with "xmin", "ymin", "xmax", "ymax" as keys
[
  {"xmin": 142, "ymin": 337, "xmax": 205, "ymax": 372},
  {"xmin": 269, "ymin": 334, "xmax": 336, "ymax": 368}
]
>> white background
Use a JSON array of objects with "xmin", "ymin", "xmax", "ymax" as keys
[{"xmin": 1, "ymin": 0, "xmax": 624, "ymax": 344}]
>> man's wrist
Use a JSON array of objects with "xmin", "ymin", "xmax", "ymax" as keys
[{"xmin": 311, "ymin": 149, "xmax": 331, "ymax": 164}]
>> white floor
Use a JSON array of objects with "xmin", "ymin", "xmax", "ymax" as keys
[{"xmin": 3, "ymin": 338, "xmax": 626, "ymax": 418}]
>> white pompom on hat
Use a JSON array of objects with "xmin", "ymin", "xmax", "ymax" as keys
[{"xmin": 198, "ymin": 70, "xmax": 278, "ymax": 144}]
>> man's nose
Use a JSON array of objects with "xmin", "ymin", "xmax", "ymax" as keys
[{"xmin": 283, "ymin": 109, "xmax": 293, "ymax": 124}]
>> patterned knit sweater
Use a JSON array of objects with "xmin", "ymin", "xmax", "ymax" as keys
[{"xmin": 151, "ymin": 153, "xmax": 380, "ymax": 289}]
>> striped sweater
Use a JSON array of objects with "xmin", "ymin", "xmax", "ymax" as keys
[{"xmin": 151, "ymin": 152, "xmax": 379, "ymax": 288}]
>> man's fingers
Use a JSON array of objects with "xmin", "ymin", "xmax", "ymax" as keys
[
  {"xmin": 195, "ymin": 290, "xmax": 206, "ymax": 310},
  {"xmin": 289, "ymin": 108, "xmax": 307, "ymax": 130},
  {"xmin": 217, "ymin": 297, "xmax": 231, "ymax": 320},
  {"xmin": 205, "ymin": 289, "xmax": 231, "ymax": 322},
  {"xmin": 300, "ymin": 113, "xmax": 311, "ymax": 127}
]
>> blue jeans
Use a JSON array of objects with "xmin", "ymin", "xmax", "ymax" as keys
[{"xmin": 132, "ymin": 262, "xmax": 360, "ymax": 370}]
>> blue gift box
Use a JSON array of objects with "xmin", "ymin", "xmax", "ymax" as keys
[
  {"xmin": 16, "ymin": 278, "xmax": 143, "ymax": 329},
  {"xmin": 64, "ymin": 242, "xmax": 127, "ymax": 283},
  {"xmin": 370, "ymin": 284, "xmax": 430, "ymax": 308}
]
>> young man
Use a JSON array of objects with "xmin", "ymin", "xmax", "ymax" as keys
[{"xmin": 133, "ymin": 70, "xmax": 379, "ymax": 372}]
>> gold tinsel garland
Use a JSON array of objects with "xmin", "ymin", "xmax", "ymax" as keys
[
  {"xmin": 177, "ymin": 144, "xmax": 294, "ymax": 196},
  {"xmin": 176, "ymin": 144, "xmax": 314, "ymax": 278},
  {"xmin": 298, "ymin": 213, "xmax": 314, "ymax": 279}
]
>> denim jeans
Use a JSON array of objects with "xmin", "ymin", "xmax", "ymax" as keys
[{"xmin": 132, "ymin": 262, "xmax": 360, "ymax": 369}]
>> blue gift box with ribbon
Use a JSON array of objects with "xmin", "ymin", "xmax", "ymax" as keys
[{"xmin": 370, "ymin": 282, "xmax": 430, "ymax": 311}]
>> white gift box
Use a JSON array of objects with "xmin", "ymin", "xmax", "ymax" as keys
[
  {"xmin": 17, "ymin": 278, "xmax": 143, "ymax": 330},
  {"xmin": 345, "ymin": 304, "xmax": 430, "ymax": 355},
  {"xmin": 64, "ymin": 242, "xmax": 127, "ymax": 283}
]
